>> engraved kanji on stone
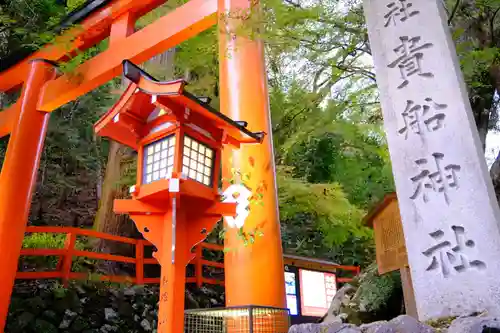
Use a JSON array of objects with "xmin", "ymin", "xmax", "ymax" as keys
[
  {"xmin": 398, "ymin": 98, "xmax": 447, "ymax": 139},
  {"xmin": 388, "ymin": 36, "xmax": 434, "ymax": 89},
  {"xmin": 384, "ymin": 0, "xmax": 420, "ymax": 27},
  {"xmin": 422, "ymin": 225, "xmax": 486, "ymax": 278},
  {"xmin": 410, "ymin": 153, "xmax": 461, "ymax": 204}
]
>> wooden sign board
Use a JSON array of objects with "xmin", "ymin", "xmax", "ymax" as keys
[{"xmin": 364, "ymin": 193, "xmax": 408, "ymax": 274}]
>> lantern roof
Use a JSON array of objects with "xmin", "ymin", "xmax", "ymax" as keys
[{"xmin": 94, "ymin": 60, "xmax": 264, "ymax": 150}]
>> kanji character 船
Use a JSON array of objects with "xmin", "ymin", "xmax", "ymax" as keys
[
  {"xmin": 410, "ymin": 153, "xmax": 460, "ymax": 204},
  {"xmin": 388, "ymin": 36, "xmax": 434, "ymax": 89},
  {"xmin": 422, "ymin": 225, "xmax": 486, "ymax": 278},
  {"xmin": 384, "ymin": 0, "xmax": 420, "ymax": 27},
  {"xmin": 398, "ymin": 98, "xmax": 447, "ymax": 139}
]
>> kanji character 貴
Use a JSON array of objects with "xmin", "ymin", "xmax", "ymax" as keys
[{"xmin": 388, "ymin": 36, "xmax": 434, "ymax": 89}]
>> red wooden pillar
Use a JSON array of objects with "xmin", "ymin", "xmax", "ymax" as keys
[
  {"xmin": 157, "ymin": 196, "xmax": 188, "ymax": 333},
  {"xmin": 218, "ymin": 0, "xmax": 286, "ymax": 308},
  {"xmin": 136, "ymin": 240, "xmax": 145, "ymax": 285},
  {"xmin": 61, "ymin": 232, "xmax": 77, "ymax": 287},
  {"xmin": 195, "ymin": 245, "xmax": 203, "ymax": 288},
  {"xmin": 0, "ymin": 59, "xmax": 56, "ymax": 330}
]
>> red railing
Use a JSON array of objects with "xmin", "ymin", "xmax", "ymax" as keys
[
  {"xmin": 17, "ymin": 227, "xmax": 358, "ymax": 287},
  {"xmin": 19, "ymin": 226, "xmax": 159, "ymax": 285}
]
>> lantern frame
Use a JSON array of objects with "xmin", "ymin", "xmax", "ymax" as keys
[{"xmin": 94, "ymin": 60, "xmax": 263, "ymax": 203}]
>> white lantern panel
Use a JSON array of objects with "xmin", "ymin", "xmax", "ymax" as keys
[
  {"xmin": 143, "ymin": 134, "xmax": 176, "ymax": 185},
  {"xmin": 159, "ymin": 169, "xmax": 166, "ymax": 178},
  {"xmin": 181, "ymin": 135, "xmax": 215, "ymax": 187}
]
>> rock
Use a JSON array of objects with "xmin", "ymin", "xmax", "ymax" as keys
[
  {"xmin": 289, "ymin": 322, "xmax": 361, "ymax": 333},
  {"xmin": 142, "ymin": 304, "xmax": 152, "ymax": 317},
  {"xmin": 447, "ymin": 316, "xmax": 500, "ymax": 333},
  {"xmin": 54, "ymin": 291, "xmax": 82, "ymax": 314},
  {"xmin": 322, "ymin": 315, "xmax": 343, "ymax": 325},
  {"xmin": 76, "ymin": 285, "xmax": 87, "ymax": 295},
  {"xmin": 87, "ymin": 313, "xmax": 103, "ymax": 328},
  {"xmin": 141, "ymin": 319, "xmax": 152, "ymax": 331},
  {"xmin": 131, "ymin": 285, "xmax": 146, "ymax": 296},
  {"xmin": 100, "ymin": 324, "xmax": 119, "ymax": 333},
  {"xmin": 289, "ymin": 315, "xmax": 437, "ymax": 333},
  {"xmin": 123, "ymin": 287, "xmax": 136, "ymax": 297},
  {"xmin": 324, "ymin": 284, "xmax": 356, "ymax": 321},
  {"xmin": 34, "ymin": 319, "xmax": 58, "ymax": 333},
  {"xmin": 71, "ymin": 316, "xmax": 90, "ymax": 332},
  {"xmin": 389, "ymin": 315, "xmax": 435, "ymax": 332},
  {"xmin": 60, "ymin": 309, "xmax": 78, "ymax": 329},
  {"xmin": 42, "ymin": 309, "xmax": 58, "ymax": 322},
  {"xmin": 16, "ymin": 312, "xmax": 35, "ymax": 330},
  {"xmin": 118, "ymin": 302, "xmax": 134, "ymax": 317},
  {"xmin": 360, "ymin": 321, "xmax": 396, "ymax": 333},
  {"xmin": 27, "ymin": 296, "xmax": 46, "ymax": 315},
  {"xmin": 104, "ymin": 308, "xmax": 118, "ymax": 322}
]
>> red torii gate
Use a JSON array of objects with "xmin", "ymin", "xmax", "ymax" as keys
[{"xmin": 0, "ymin": 0, "xmax": 286, "ymax": 331}]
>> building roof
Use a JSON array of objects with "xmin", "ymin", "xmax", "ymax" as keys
[
  {"xmin": 363, "ymin": 192, "xmax": 397, "ymax": 228},
  {"xmin": 94, "ymin": 60, "xmax": 264, "ymax": 149}
]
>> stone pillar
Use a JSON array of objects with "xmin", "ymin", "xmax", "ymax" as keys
[{"xmin": 364, "ymin": 0, "xmax": 500, "ymax": 320}]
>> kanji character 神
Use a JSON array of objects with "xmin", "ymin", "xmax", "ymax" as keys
[
  {"xmin": 388, "ymin": 36, "xmax": 434, "ymax": 89},
  {"xmin": 422, "ymin": 225, "xmax": 486, "ymax": 278},
  {"xmin": 384, "ymin": 0, "xmax": 420, "ymax": 27},
  {"xmin": 410, "ymin": 153, "xmax": 460, "ymax": 204},
  {"xmin": 398, "ymin": 98, "xmax": 447, "ymax": 139}
]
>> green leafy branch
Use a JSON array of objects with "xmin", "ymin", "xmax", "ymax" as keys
[{"xmin": 219, "ymin": 156, "xmax": 266, "ymax": 251}]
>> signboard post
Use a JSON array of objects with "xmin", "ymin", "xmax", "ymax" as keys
[{"xmin": 364, "ymin": 194, "xmax": 416, "ymax": 318}]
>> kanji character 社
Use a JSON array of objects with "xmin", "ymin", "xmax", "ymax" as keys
[
  {"xmin": 388, "ymin": 36, "xmax": 434, "ymax": 89},
  {"xmin": 422, "ymin": 225, "xmax": 486, "ymax": 278},
  {"xmin": 384, "ymin": 0, "xmax": 420, "ymax": 27}
]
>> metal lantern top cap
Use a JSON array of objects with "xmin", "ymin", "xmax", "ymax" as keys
[{"xmin": 94, "ymin": 60, "xmax": 265, "ymax": 150}]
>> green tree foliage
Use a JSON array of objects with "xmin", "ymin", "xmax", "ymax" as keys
[
  {"xmin": 278, "ymin": 168, "xmax": 374, "ymax": 265},
  {"xmin": 0, "ymin": 0, "xmax": 65, "ymax": 58}
]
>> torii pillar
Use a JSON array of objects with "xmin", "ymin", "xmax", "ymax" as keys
[{"xmin": 218, "ymin": 0, "xmax": 287, "ymax": 308}]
